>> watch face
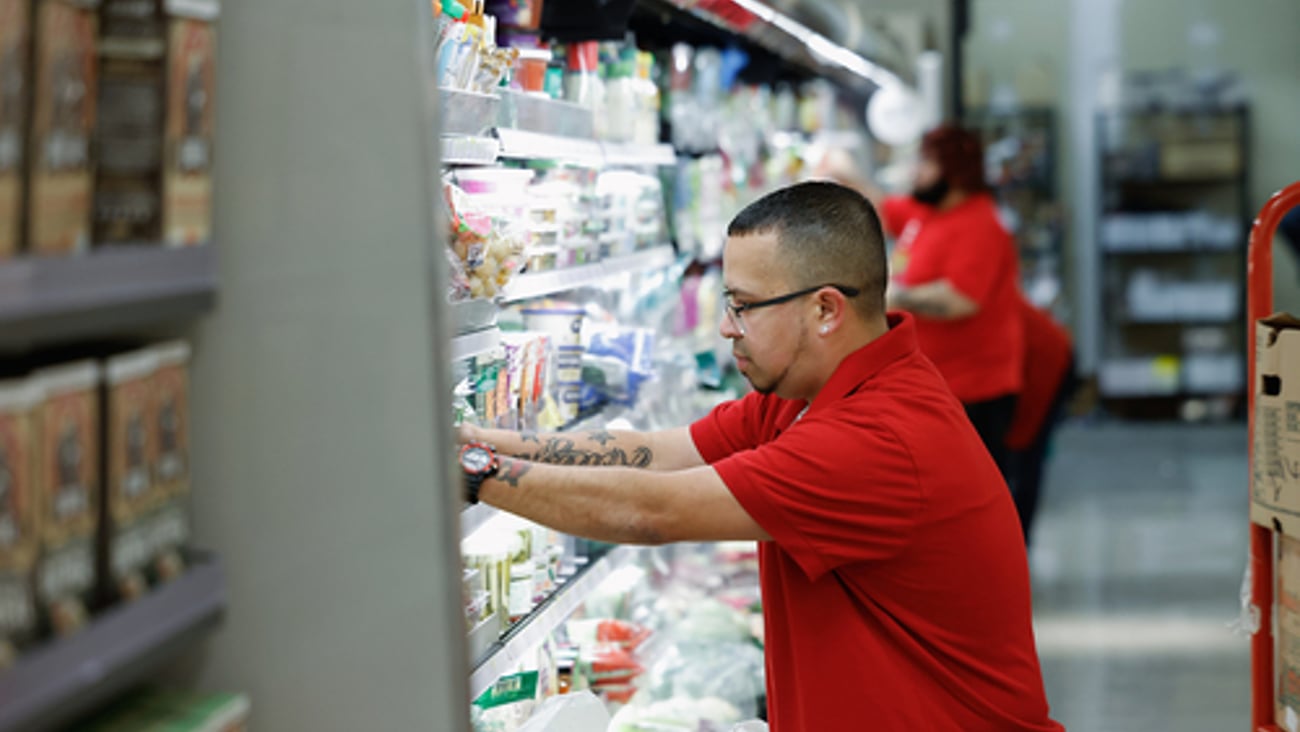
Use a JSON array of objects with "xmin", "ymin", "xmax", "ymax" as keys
[{"xmin": 461, "ymin": 445, "xmax": 493, "ymax": 474}]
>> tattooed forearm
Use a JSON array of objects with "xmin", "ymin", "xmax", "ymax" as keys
[
  {"xmin": 588, "ymin": 430, "xmax": 615, "ymax": 446},
  {"xmin": 497, "ymin": 459, "xmax": 532, "ymax": 488},
  {"xmin": 520, "ymin": 437, "xmax": 653, "ymax": 468},
  {"xmin": 891, "ymin": 289, "xmax": 954, "ymax": 318},
  {"xmin": 521, "ymin": 431, "xmax": 541, "ymax": 444}
]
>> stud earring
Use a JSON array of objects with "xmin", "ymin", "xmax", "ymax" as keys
[{"xmin": 819, "ymin": 325, "xmax": 829, "ymax": 334}]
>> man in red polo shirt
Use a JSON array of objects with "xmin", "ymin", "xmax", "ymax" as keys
[
  {"xmin": 880, "ymin": 125, "xmax": 1025, "ymax": 476},
  {"xmin": 459, "ymin": 182, "xmax": 1062, "ymax": 731}
]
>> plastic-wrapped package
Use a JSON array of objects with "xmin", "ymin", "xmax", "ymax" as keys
[{"xmin": 444, "ymin": 178, "xmax": 528, "ymax": 300}]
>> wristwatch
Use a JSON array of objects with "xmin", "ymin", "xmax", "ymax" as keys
[{"xmin": 459, "ymin": 441, "xmax": 499, "ymax": 505}]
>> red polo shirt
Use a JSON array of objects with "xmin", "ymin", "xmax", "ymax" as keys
[
  {"xmin": 1006, "ymin": 297, "xmax": 1074, "ymax": 450},
  {"xmin": 691, "ymin": 314, "xmax": 1061, "ymax": 732},
  {"xmin": 882, "ymin": 195, "xmax": 1024, "ymax": 403}
]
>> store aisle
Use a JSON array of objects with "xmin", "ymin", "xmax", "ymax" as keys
[{"xmin": 1029, "ymin": 423, "xmax": 1251, "ymax": 731}]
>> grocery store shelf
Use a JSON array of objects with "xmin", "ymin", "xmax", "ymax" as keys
[
  {"xmin": 468, "ymin": 545, "xmax": 639, "ymax": 699},
  {"xmin": 502, "ymin": 245, "xmax": 676, "ymax": 302},
  {"xmin": 0, "ymin": 245, "xmax": 217, "ymax": 352},
  {"xmin": 1103, "ymin": 245, "xmax": 1240, "ymax": 255},
  {"xmin": 0, "ymin": 556, "xmax": 226, "ymax": 732},
  {"xmin": 633, "ymin": 0, "xmax": 906, "ymax": 93},
  {"xmin": 441, "ymin": 135, "xmax": 500, "ymax": 166},
  {"xmin": 1120, "ymin": 314, "xmax": 1239, "ymax": 326},
  {"xmin": 494, "ymin": 128, "xmax": 604, "ymax": 165},
  {"xmin": 451, "ymin": 327, "xmax": 501, "ymax": 362},
  {"xmin": 601, "ymin": 141, "xmax": 676, "ymax": 167}
]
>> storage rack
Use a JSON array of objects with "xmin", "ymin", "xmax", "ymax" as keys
[
  {"xmin": 962, "ymin": 107, "xmax": 1064, "ymax": 313},
  {"xmin": 0, "ymin": 241, "xmax": 222, "ymax": 727},
  {"xmin": 1095, "ymin": 105, "xmax": 1251, "ymax": 419}
]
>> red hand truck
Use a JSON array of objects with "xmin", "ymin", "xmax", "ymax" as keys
[{"xmin": 1249, "ymin": 180, "xmax": 1300, "ymax": 732}]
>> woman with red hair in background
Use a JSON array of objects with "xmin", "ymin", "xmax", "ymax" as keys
[{"xmin": 878, "ymin": 125, "xmax": 1025, "ymax": 475}]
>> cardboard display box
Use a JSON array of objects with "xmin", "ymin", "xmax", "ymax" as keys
[
  {"xmin": 26, "ymin": 0, "xmax": 99, "ymax": 255},
  {"xmin": 1252, "ymin": 314, "xmax": 1300, "ymax": 534},
  {"xmin": 95, "ymin": 0, "xmax": 215, "ymax": 247},
  {"xmin": 0, "ymin": 0, "xmax": 30, "ymax": 259}
]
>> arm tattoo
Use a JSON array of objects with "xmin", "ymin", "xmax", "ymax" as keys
[
  {"xmin": 520, "ymin": 431, "xmax": 540, "ymax": 444},
  {"xmin": 588, "ymin": 430, "xmax": 615, "ymax": 446},
  {"xmin": 893, "ymin": 290, "xmax": 953, "ymax": 318},
  {"xmin": 520, "ymin": 437, "xmax": 652, "ymax": 468},
  {"xmin": 497, "ymin": 459, "xmax": 532, "ymax": 488}
]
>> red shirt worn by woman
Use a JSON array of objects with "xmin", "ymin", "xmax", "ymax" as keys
[{"xmin": 882, "ymin": 195, "xmax": 1025, "ymax": 404}]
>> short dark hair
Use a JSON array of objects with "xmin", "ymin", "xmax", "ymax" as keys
[{"xmin": 726, "ymin": 181, "xmax": 887, "ymax": 318}]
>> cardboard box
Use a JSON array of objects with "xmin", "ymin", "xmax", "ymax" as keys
[
  {"xmin": 0, "ymin": 0, "xmax": 30, "ymax": 259},
  {"xmin": 94, "ymin": 6, "xmax": 214, "ymax": 246},
  {"xmin": 26, "ymin": 0, "xmax": 98, "ymax": 255},
  {"xmin": 161, "ymin": 15, "xmax": 214, "ymax": 246},
  {"xmin": 0, "ymin": 379, "xmax": 43, "ymax": 660},
  {"xmin": 1252, "ymin": 314, "xmax": 1300, "ymax": 533},
  {"xmin": 105, "ymin": 348, "xmax": 157, "ymax": 600},
  {"xmin": 147, "ymin": 340, "xmax": 190, "ymax": 582},
  {"xmin": 32, "ymin": 360, "xmax": 100, "ymax": 635}
]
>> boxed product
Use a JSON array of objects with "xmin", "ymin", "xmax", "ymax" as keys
[
  {"xmin": 32, "ymin": 360, "xmax": 100, "ymax": 635},
  {"xmin": 0, "ymin": 380, "xmax": 43, "ymax": 664},
  {"xmin": 1252, "ymin": 314, "xmax": 1300, "ymax": 534},
  {"xmin": 0, "ymin": 0, "xmax": 29, "ymax": 259},
  {"xmin": 148, "ymin": 340, "xmax": 190, "ymax": 581},
  {"xmin": 26, "ymin": 0, "xmax": 99, "ymax": 255},
  {"xmin": 94, "ymin": 0, "xmax": 167, "ymax": 245},
  {"xmin": 105, "ymin": 348, "xmax": 158, "ymax": 601},
  {"xmin": 162, "ymin": 13, "xmax": 216, "ymax": 246},
  {"xmin": 95, "ymin": 1, "xmax": 216, "ymax": 246}
]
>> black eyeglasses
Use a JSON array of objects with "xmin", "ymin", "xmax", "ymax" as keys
[{"xmin": 724, "ymin": 283, "xmax": 861, "ymax": 335}]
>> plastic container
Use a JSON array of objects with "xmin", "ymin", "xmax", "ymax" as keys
[{"xmin": 515, "ymin": 48, "xmax": 551, "ymax": 93}]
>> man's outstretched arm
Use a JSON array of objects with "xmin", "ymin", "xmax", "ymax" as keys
[
  {"xmin": 478, "ymin": 456, "xmax": 771, "ymax": 545},
  {"xmin": 461, "ymin": 424, "xmax": 706, "ymax": 472}
]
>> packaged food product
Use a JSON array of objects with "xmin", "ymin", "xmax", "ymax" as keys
[
  {"xmin": 27, "ymin": 0, "xmax": 99, "ymax": 254},
  {"xmin": 162, "ymin": 16, "xmax": 216, "ymax": 246},
  {"xmin": 443, "ymin": 178, "xmax": 528, "ymax": 300},
  {"xmin": 148, "ymin": 340, "xmax": 190, "ymax": 582},
  {"xmin": 0, "ymin": 0, "xmax": 28, "ymax": 258},
  {"xmin": 106, "ymin": 348, "xmax": 158, "ymax": 601},
  {"xmin": 33, "ymin": 360, "xmax": 100, "ymax": 636},
  {"xmin": 0, "ymin": 379, "xmax": 43, "ymax": 662}
]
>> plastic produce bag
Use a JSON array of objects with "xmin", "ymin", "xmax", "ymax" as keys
[{"xmin": 645, "ymin": 641, "xmax": 766, "ymax": 720}]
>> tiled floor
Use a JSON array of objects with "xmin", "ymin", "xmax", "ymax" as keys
[{"xmin": 1029, "ymin": 422, "xmax": 1251, "ymax": 731}]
